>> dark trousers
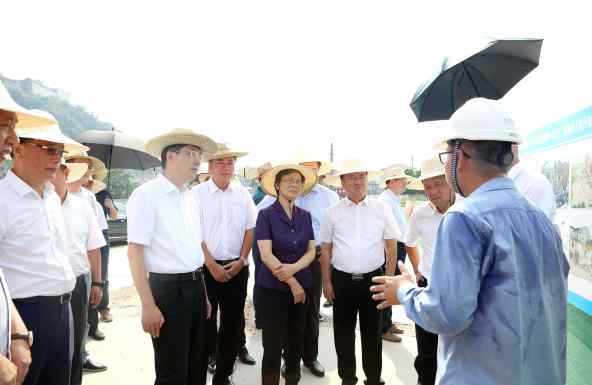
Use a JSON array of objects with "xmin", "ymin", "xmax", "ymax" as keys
[
  {"xmin": 302, "ymin": 257, "xmax": 321, "ymax": 363},
  {"xmin": 14, "ymin": 296, "xmax": 73, "ymax": 385},
  {"xmin": 332, "ymin": 268, "xmax": 384, "ymax": 385},
  {"xmin": 149, "ymin": 272, "xmax": 208, "ymax": 385},
  {"xmin": 382, "ymin": 241, "xmax": 407, "ymax": 333},
  {"xmin": 204, "ymin": 262, "xmax": 249, "ymax": 384},
  {"xmin": 88, "ymin": 231, "xmax": 110, "ymax": 332},
  {"xmin": 414, "ymin": 276, "xmax": 438, "ymax": 385},
  {"xmin": 252, "ymin": 239, "xmax": 262, "ymax": 326},
  {"xmin": 260, "ymin": 287, "xmax": 308, "ymax": 385},
  {"xmin": 70, "ymin": 275, "xmax": 89, "ymax": 385}
]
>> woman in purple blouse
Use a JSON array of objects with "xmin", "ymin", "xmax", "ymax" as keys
[{"xmin": 255, "ymin": 164, "xmax": 318, "ymax": 385}]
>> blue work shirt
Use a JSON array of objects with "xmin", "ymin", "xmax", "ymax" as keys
[{"xmin": 397, "ymin": 177, "xmax": 569, "ymax": 385}]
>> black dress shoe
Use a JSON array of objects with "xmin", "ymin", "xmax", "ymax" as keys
[
  {"xmin": 88, "ymin": 329, "xmax": 105, "ymax": 341},
  {"xmin": 82, "ymin": 359, "xmax": 107, "ymax": 373},
  {"xmin": 304, "ymin": 360, "xmax": 325, "ymax": 377},
  {"xmin": 208, "ymin": 357, "xmax": 216, "ymax": 374},
  {"xmin": 238, "ymin": 346, "xmax": 256, "ymax": 365}
]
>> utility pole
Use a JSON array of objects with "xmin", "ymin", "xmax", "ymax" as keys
[{"xmin": 330, "ymin": 142, "xmax": 335, "ymax": 163}]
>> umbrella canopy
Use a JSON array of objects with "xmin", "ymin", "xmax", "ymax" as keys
[
  {"xmin": 76, "ymin": 129, "xmax": 160, "ymax": 170},
  {"xmin": 410, "ymin": 38, "xmax": 543, "ymax": 122}
]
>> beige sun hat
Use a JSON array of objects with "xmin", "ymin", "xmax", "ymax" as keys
[
  {"xmin": 145, "ymin": 128, "xmax": 217, "ymax": 160},
  {"xmin": 18, "ymin": 124, "xmax": 89, "ymax": 155},
  {"xmin": 323, "ymin": 159, "xmax": 383, "ymax": 187},
  {"xmin": 0, "ymin": 83, "xmax": 57, "ymax": 129},
  {"xmin": 260, "ymin": 163, "xmax": 318, "ymax": 197},
  {"xmin": 88, "ymin": 176, "xmax": 107, "ymax": 194},
  {"xmin": 61, "ymin": 161, "xmax": 89, "ymax": 184},
  {"xmin": 379, "ymin": 166, "xmax": 414, "ymax": 189},
  {"xmin": 407, "ymin": 156, "xmax": 446, "ymax": 191},
  {"xmin": 242, "ymin": 162, "xmax": 272, "ymax": 180},
  {"xmin": 293, "ymin": 151, "xmax": 333, "ymax": 177},
  {"xmin": 206, "ymin": 143, "xmax": 248, "ymax": 161},
  {"xmin": 65, "ymin": 152, "xmax": 107, "ymax": 178}
]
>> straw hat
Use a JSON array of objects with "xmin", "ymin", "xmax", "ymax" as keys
[
  {"xmin": 206, "ymin": 143, "xmax": 248, "ymax": 161},
  {"xmin": 65, "ymin": 152, "xmax": 107, "ymax": 178},
  {"xmin": 0, "ymin": 83, "xmax": 57, "ymax": 129},
  {"xmin": 242, "ymin": 162, "xmax": 272, "ymax": 180},
  {"xmin": 407, "ymin": 157, "xmax": 446, "ymax": 191},
  {"xmin": 18, "ymin": 124, "xmax": 89, "ymax": 155},
  {"xmin": 293, "ymin": 151, "xmax": 333, "ymax": 177},
  {"xmin": 260, "ymin": 163, "xmax": 318, "ymax": 197},
  {"xmin": 62, "ymin": 162, "xmax": 89, "ymax": 184},
  {"xmin": 145, "ymin": 128, "xmax": 217, "ymax": 160},
  {"xmin": 323, "ymin": 159, "xmax": 383, "ymax": 187},
  {"xmin": 198, "ymin": 172, "xmax": 211, "ymax": 184},
  {"xmin": 379, "ymin": 166, "xmax": 414, "ymax": 189}
]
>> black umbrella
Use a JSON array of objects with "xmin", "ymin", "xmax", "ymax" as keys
[
  {"xmin": 76, "ymin": 129, "xmax": 160, "ymax": 187},
  {"xmin": 410, "ymin": 38, "xmax": 543, "ymax": 122}
]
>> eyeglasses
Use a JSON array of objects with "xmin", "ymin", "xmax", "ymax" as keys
[
  {"xmin": 438, "ymin": 148, "xmax": 471, "ymax": 165},
  {"xmin": 172, "ymin": 149, "xmax": 202, "ymax": 160},
  {"xmin": 26, "ymin": 142, "xmax": 68, "ymax": 157},
  {"xmin": 282, "ymin": 178, "xmax": 303, "ymax": 186}
]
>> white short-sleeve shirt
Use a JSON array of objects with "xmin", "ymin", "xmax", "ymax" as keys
[
  {"xmin": 405, "ymin": 201, "xmax": 444, "ymax": 281},
  {"xmin": 320, "ymin": 196, "xmax": 402, "ymax": 274},
  {"xmin": 0, "ymin": 171, "xmax": 76, "ymax": 298},
  {"xmin": 127, "ymin": 173, "xmax": 204, "ymax": 273},
  {"xmin": 192, "ymin": 179, "xmax": 257, "ymax": 261},
  {"xmin": 508, "ymin": 162, "xmax": 556, "ymax": 220},
  {"xmin": 62, "ymin": 192, "xmax": 107, "ymax": 276},
  {"xmin": 72, "ymin": 187, "xmax": 109, "ymax": 230}
]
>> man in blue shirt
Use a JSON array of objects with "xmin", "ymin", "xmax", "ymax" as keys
[{"xmin": 371, "ymin": 98, "xmax": 569, "ymax": 385}]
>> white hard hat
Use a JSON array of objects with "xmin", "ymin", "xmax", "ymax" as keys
[{"xmin": 434, "ymin": 98, "xmax": 522, "ymax": 149}]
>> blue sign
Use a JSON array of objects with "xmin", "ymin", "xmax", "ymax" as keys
[{"xmin": 522, "ymin": 106, "xmax": 592, "ymax": 155}]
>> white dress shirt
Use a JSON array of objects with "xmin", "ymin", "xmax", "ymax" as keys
[
  {"xmin": 62, "ymin": 192, "xmax": 106, "ymax": 276},
  {"xmin": 0, "ymin": 171, "xmax": 76, "ymax": 298},
  {"xmin": 72, "ymin": 187, "xmax": 109, "ymax": 230},
  {"xmin": 0, "ymin": 269, "xmax": 10, "ymax": 357},
  {"xmin": 508, "ymin": 162, "xmax": 556, "ymax": 220},
  {"xmin": 320, "ymin": 196, "xmax": 402, "ymax": 274},
  {"xmin": 257, "ymin": 184, "xmax": 339, "ymax": 246},
  {"xmin": 378, "ymin": 189, "xmax": 408, "ymax": 243},
  {"xmin": 192, "ymin": 179, "xmax": 257, "ymax": 261},
  {"xmin": 127, "ymin": 173, "xmax": 204, "ymax": 273},
  {"xmin": 405, "ymin": 201, "xmax": 444, "ymax": 281}
]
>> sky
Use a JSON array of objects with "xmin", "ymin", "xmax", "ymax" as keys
[{"xmin": 2, "ymin": 1, "xmax": 591, "ymax": 170}]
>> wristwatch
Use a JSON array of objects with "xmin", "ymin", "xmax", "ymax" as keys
[
  {"xmin": 11, "ymin": 331, "xmax": 33, "ymax": 347},
  {"xmin": 92, "ymin": 281, "xmax": 105, "ymax": 288}
]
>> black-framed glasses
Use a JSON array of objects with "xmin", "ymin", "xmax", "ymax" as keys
[
  {"xmin": 439, "ymin": 147, "xmax": 471, "ymax": 165},
  {"xmin": 24, "ymin": 142, "xmax": 68, "ymax": 157}
]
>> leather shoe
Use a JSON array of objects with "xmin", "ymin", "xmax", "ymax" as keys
[
  {"xmin": 238, "ymin": 346, "xmax": 256, "ymax": 365},
  {"xmin": 82, "ymin": 359, "xmax": 107, "ymax": 373},
  {"xmin": 304, "ymin": 360, "xmax": 325, "ymax": 377},
  {"xmin": 389, "ymin": 325, "xmax": 404, "ymax": 334},
  {"xmin": 88, "ymin": 329, "xmax": 105, "ymax": 341},
  {"xmin": 382, "ymin": 331, "xmax": 402, "ymax": 342},
  {"xmin": 208, "ymin": 357, "xmax": 216, "ymax": 374}
]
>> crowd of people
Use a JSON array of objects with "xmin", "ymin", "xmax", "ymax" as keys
[{"xmin": 0, "ymin": 78, "xmax": 570, "ymax": 385}]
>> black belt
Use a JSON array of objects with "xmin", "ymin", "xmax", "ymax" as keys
[
  {"xmin": 215, "ymin": 258, "xmax": 240, "ymax": 266},
  {"xmin": 149, "ymin": 267, "xmax": 203, "ymax": 282},
  {"xmin": 333, "ymin": 267, "xmax": 383, "ymax": 282},
  {"xmin": 13, "ymin": 292, "xmax": 72, "ymax": 305}
]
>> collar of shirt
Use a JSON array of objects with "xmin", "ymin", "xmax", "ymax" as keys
[
  {"xmin": 506, "ymin": 161, "xmax": 524, "ymax": 181},
  {"xmin": 342, "ymin": 195, "xmax": 370, "ymax": 207},
  {"xmin": 271, "ymin": 199, "xmax": 304, "ymax": 225},
  {"xmin": 157, "ymin": 173, "xmax": 188, "ymax": 194},
  {"xmin": 207, "ymin": 178, "xmax": 237, "ymax": 194},
  {"xmin": 4, "ymin": 170, "xmax": 54, "ymax": 199},
  {"xmin": 469, "ymin": 176, "xmax": 515, "ymax": 198}
]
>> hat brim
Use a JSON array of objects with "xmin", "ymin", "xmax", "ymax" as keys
[
  {"xmin": 260, "ymin": 164, "xmax": 318, "ymax": 197},
  {"xmin": 145, "ymin": 131, "xmax": 218, "ymax": 160},
  {"xmin": 64, "ymin": 163, "xmax": 89, "ymax": 184},
  {"xmin": 18, "ymin": 127, "xmax": 89, "ymax": 154},
  {"xmin": 65, "ymin": 154, "xmax": 106, "ymax": 177},
  {"xmin": 407, "ymin": 171, "xmax": 447, "ymax": 191},
  {"xmin": 323, "ymin": 170, "xmax": 383, "ymax": 188},
  {"xmin": 207, "ymin": 150, "xmax": 249, "ymax": 161},
  {"xmin": 89, "ymin": 179, "xmax": 107, "ymax": 194},
  {"xmin": 380, "ymin": 175, "xmax": 415, "ymax": 189}
]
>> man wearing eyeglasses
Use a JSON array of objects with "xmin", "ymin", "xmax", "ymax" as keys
[
  {"xmin": 127, "ymin": 129, "xmax": 217, "ymax": 385},
  {"xmin": 0, "ymin": 125, "xmax": 86, "ymax": 385},
  {"xmin": 371, "ymin": 99, "xmax": 569, "ymax": 385}
]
